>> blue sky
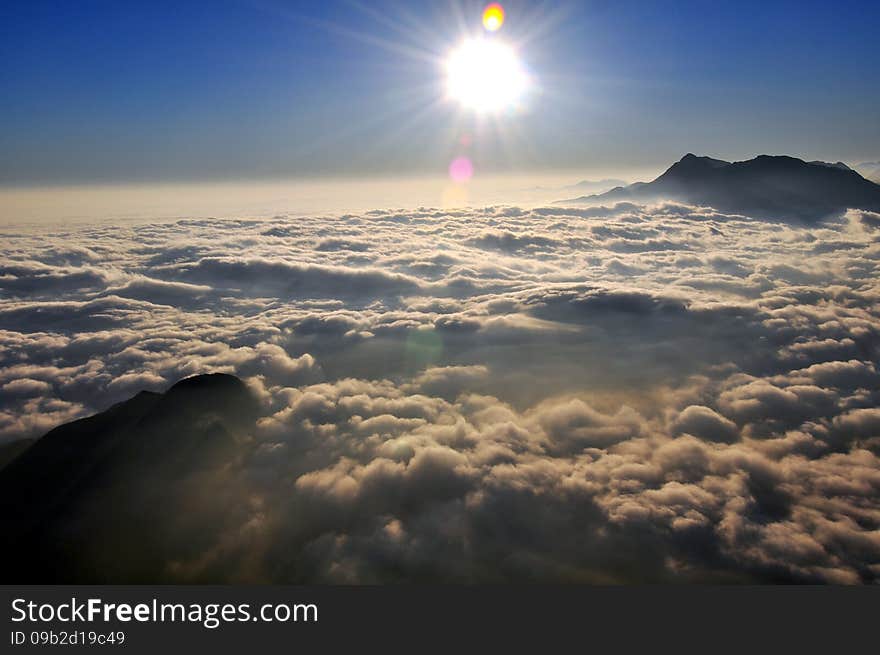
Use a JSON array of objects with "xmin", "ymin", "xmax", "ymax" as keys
[{"xmin": 2, "ymin": 0, "xmax": 878, "ymax": 185}]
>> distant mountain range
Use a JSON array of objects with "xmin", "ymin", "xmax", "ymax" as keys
[
  {"xmin": 0, "ymin": 374, "xmax": 258, "ymax": 582},
  {"xmin": 559, "ymin": 154, "xmax": 880, "ymax": 220},
  {"xmin": 527, "ymin": 178, "xmax": 628, "ymax": 195},
  {"xmin": 564, "ymin": 178, "xmax": 629, "ymax": 192}
]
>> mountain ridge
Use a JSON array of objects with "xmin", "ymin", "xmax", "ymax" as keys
[
  {"xmin": 559, "ymin": 154, "xmax": 880, "ymax": 220},
  {"xmin": 856, "ymin": 161, "xmax": 880, "ymax": 183},
  {"xmin": 0, "ymin": 373, "xmax": 258, "ymax": 582}
]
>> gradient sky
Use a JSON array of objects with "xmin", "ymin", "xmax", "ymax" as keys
[{"xmin": 2, "ymin": 0, "xmax": 879, "ymax": 185}]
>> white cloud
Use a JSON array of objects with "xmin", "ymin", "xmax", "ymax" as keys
[{"xmin": 1, "ymin": 201, "xmax": 879, "ymax": 582}]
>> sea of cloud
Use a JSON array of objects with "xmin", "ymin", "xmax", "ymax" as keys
[{"xmin": 1, "ymin": 201, "xmax": 879, "ymax": 582}]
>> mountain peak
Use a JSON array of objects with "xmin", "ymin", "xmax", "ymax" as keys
[
  {"xmin": 666, "ymin": 154, "xmax": 731, "ymax": 175},
  {"xmin": 678, "ymin": 153, "xmax": 728, "ymax": 164},
  {"xmin": 154, "ymin": 372, "xmax": 258, "ymax": 432},
  {"xmin": 167, "ymin": 372, "xmax": 249, "ymax": 394}
]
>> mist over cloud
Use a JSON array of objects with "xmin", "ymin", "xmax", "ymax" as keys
[{"xmin": 1, "ymin": 201, "xmax": 879, "ymax": 583}]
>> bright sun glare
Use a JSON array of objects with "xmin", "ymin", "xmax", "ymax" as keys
[{"xmin": 445, "ymin": 38, "xmax": 527, "ymax": 113}]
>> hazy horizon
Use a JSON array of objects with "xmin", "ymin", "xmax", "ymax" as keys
[
  {"xmin": 4, "ymin": 153, "xmax": 879, "ymax": 226},
  {"xmin": 0, "ymin": 168, "xmax": 650, "ymax": 225}
]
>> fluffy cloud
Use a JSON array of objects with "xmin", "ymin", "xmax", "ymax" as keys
[
  {"xmin": 671, "ymin": 405, "xmax": 739, "ymax": 443},
  {"xmin": 1, "ymin": 202, "xmax": 879, "ymax": 582}
]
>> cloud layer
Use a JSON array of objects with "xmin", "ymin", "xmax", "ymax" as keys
[{"xmin": 2, "ymin": 202, "xmax": 879, "ymax": 582}]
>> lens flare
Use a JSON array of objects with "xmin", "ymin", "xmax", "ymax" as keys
[
  {"xmin": 448, "ymin": 156, "xmax": 474, "ymax": 182},
  {"xmin": 482, "ymin": 3, "xmax": 505, "ymax": 32},
  {"xmin": 405, "ymin": 328, "xmax": 443, "ymax": 369}
]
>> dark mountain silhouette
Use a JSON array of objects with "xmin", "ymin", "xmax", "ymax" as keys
[
  {"xmin": 0, "ymin": 373, "xmax": 259, "ymax": 583},
  {"xmin": 559, "ymin": 154, "xmax": 880, "ymax": 220},
  {"xmin": 0, "ymin": 438, "xmax": 35, "ymax": 471}
]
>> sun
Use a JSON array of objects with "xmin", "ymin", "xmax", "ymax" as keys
[{"xmin": 445, "ymin": 38, "xmax": 527, "ymax": 113}]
